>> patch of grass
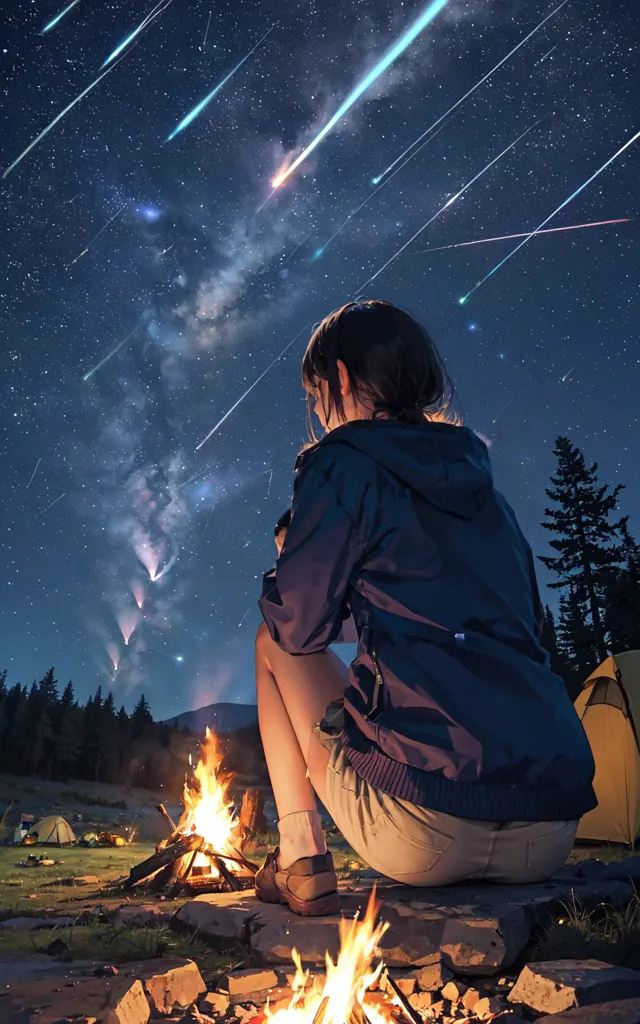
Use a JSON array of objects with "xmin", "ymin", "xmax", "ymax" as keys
[
  {"xmin": 60, "ymin": 789, "xmax": 128, "ymax": 810},
  {"xmin": 0, "ymin": 843, "xmax": 157, "ymax": 914},
  {"xmin": 531, "ymin": 893, "xmax": 640, "ymax": 969},
  {"xmin": 0, "ymin": 919, "xmax": 244, "ymax": 970}
]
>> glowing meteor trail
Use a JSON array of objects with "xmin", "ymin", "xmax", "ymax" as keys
[
  {"xmin": 42, "ymin": 0, "xmax": 81, "ymax": 33},
  {"xmin": 459, "ymin": 126, "xmax": 640, "ymax": 304},
  {"xmin": 561, "ymin": 363, "xmax": 578, "ymax": 382},
  {"xmin": 359, "ymin": 116, "xmax": 545, "ymax": 292},
  {"xmin": 83, "ymin": 323, "xmax": 140, "ymax": 381},
  {"xmin": 372, "ymin": 0, "xmax": 569, "ymax": 186},
  {"xmin": 2, "ymin": 55, "xmax": 126, "ymax": 179},
  {"xmin": 167, "ymin": 25, "xmax": 275, "ymax": 141},
  {"xmin": 416, "ymin": 218, "xmax": 633, "ymax": 254},
  {"xmin": 196, "ymin": 324, "xmax": 310, "ymax": 449},
  {"xmin": 103, "ymin": 0, "xmax": 172, "ymax": 66},
  {"xmin": 272, "ymin": 0, "xmax": 451, "ymax": 188},
  {"xmin": 69, "ymin": 203, "xmax": 127, "ymax": 266}
]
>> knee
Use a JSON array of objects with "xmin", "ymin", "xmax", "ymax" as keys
[{"xmin": 255, "ymin": 621, "xmax": 272, "ymax": 657}]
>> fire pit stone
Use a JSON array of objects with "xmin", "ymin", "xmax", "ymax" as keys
[{"xmin": 219, "ymin": 968, "xmax": 279, "ymax": 999}]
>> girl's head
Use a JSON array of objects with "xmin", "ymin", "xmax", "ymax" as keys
[{"xmin": 302, "ymin": 300, "xmax": 454, "ymax": 436}]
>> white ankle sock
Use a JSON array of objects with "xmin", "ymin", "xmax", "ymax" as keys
[{"xmin": 277, "ymin": 810, "xmax": 327, "ymax": 869}]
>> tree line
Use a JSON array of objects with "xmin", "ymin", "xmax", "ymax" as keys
[
  {"xmin": 0, "ymin": 673, "xmax": 268, "ymax": 793},
  {"xmin": 540, "ymin": 437, "xmax": 640, "ymax": 698}
]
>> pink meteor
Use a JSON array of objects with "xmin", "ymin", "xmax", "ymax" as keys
[{"xmin": 416, "ymin": 218, "xmax": 633, "ymax": 254}]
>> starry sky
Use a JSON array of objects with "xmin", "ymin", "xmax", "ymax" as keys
[{"xmin": 1, "ymin": 0, "xmax": 638, "ymax": 721}]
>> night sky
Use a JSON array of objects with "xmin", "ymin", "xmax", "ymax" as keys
[{"xmin": 1, "ymin": 0, "xmax": 638, "ymax": 721}]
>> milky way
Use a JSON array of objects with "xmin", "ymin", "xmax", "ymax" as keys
[{"xmin": 1, "ymin": 0, "xmax": 638, "ymax": 717}]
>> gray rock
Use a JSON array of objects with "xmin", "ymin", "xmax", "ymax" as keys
[
  {"xmin": 573, "ymin": 860, "xmax": 605, "ymax": 879},
  {"xmin": 536, "ymin": 998, "xmax": 640, "ymax": 1022},
  {"xmin": 440, "ymin": 906, "xmax": 530, "ymax": 976},
  {"xmin": 0, "ymin": 916, "xmax": 75, "ymax": 932},
  {"xmin": 112, "ymin": 903, "xmax": 174, "ymax": 928},
  {"xmin": 603, "ymin": 857, "xmax": 640, "ymax": 883},
  {"xmin": 508, "ymin": 960, "xmax": 640, "ymax": 1015},
  {"xmin": 117, "ymin": 957, "xmax": 206, "ymax": 1014},
  {"xmin": 173, "ymin": 891, "xmax": 259, "ymax": 941}
]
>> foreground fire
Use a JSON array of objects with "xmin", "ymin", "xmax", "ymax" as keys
[
  {"xmin": 265, "ymin": 893, "xmax": 396, "ymax": 1024},
  {"xmin": 180, "ymin": 727, "xmax": 238, "ymax": 868}
]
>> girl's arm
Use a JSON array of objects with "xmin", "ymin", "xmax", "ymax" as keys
[{"xmin": 259, "ymin": 460, "xmax": 362, "ymax": 655}]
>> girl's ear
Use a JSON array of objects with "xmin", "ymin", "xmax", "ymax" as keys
[{"xmin": 337, "ymin": 359, "xmax": 351, "ymax": 398}]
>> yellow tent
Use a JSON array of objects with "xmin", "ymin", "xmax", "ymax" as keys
[
  {"xmin": 29, "ymin": 815, "xmax": 75, "ymax": 846},
  {"xmin": 574, "ymin": 650, "xmax": 640, "ymax": 845}
]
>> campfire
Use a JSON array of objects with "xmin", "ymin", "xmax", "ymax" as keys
[
  {"xmin": 260, "ymin": 893, "xmax": 417, "ymax": 1024},
  {"xmin": 125, "ymin": 727, "xmax": 262, "ymax": 896}
]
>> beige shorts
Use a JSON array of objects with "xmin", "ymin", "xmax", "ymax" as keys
[{"xmin": 315, "ymin": 702, "xmax": 577, "ymax": 887}]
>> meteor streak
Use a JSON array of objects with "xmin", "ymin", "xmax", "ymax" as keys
[
  {"xmin": 373, "ymin": 0, "xmax": 569, "ymax": 185},
  {"xmin": 41, "ymin": 493, "xmax": 66, "ymax": 514},
  {"xmin": 196, "ymin": 324, "xmax": 310, "ymax": 449},
  {"xmin": 561, "ymin": 363, "xmax": 578, "ymax": 382},
  {"xmin": 103, "ymin": 0, "xmax": 172, "ymax": 66},
  {"xmin": 167, "ymin": 25, "xmax": 275, "ymax": 141},
  {"xmin": 272, "ymin": 0, "xmax": 451, "ymax": 188},
  {"xmin": 26, "ymin": 458, "xmax": 42, "ymax": 489},
  {"xmin": 83, "ymin": 322, "xmax": 140, "ymax": 382},
  {"xmin": 42, "ymin": 0, "xmax": 81, "ymax": 33},
  {"xmin": 416, "ymin": 218, "xmax": 633, "ymax": 254},
  {"xmin": 359, "ymin": 116, "xmax": 545, "ymax": 292},
  {"xmin": 459, "ymin": 126, "xmax": 640, "ymax": 304},
  {"xmin": 69, "ymin": 203, "xmax": 127, "ymax": 266},
  {"xmin": 3, "ymin": 54, "xmax": 126, "ymax": 179}
]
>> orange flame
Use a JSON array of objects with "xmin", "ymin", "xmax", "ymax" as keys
[
  {"xmin": 265, "ymin": 892, "xmax": 392, "ymax": 1024},
  {"xmin": 180, "ymin": 727, "xmax": 238, "ymax": 855}
]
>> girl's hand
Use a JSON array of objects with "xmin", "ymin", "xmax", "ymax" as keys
[{"xmin": 275, "ymin": 527, "xmax": 287, "ymax": 556}]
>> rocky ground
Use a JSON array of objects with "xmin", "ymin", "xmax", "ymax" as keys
[{"xmin": 2, "ymin": 856, "xmax": 640, "ymax": 1022}]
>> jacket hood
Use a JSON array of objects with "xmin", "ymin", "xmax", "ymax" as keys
[{"xmin": 316, "ymin": 420, "xmax": 493, "ymax": 520}]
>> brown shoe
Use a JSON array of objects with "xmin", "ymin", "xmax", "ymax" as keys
[{"xmin": 255, "ymin": 848, "xmax": 340, "ymax": 916}]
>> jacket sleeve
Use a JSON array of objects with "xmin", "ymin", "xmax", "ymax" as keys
[{"xmin": 259, "ymin": 459, "xmax": 362, "ymax": 654}]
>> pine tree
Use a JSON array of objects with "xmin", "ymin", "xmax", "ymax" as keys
[
  {"xmin": 556, "ymin": 585, "xmax": 600, "ymax": 683},
  {"xmin": 604, "ymin": 522, "xmax": 640, "ymax": 652},
  {"xmin": 540, "ymin": 437, "xmax": 627, "ymax": 664},
  {"xmin": 131, "ymin": 694, "xmax": 153, "ymax": 739}
]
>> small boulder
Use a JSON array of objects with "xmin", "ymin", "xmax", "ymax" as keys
[
  {"xmin": 603, "ymin": 857, "xmax": 640, "ymax": 883},
  {"xmin": 441, "ymin": 909, "xmax": 530, "ymax": 976},
  {"xmin": 441, "ymin": 980, "xmax": 466, "ymax": 1003},
  {"xmin": 536, "ymin": 997, "xmax": 640, "ymax": 1022},
  {"xmin": 414, "ymin": 960, "xmax": 454, "ymax": 992},
  {"xmin": 462, "ymin": 987, "xmax": 481, "ymax": 1012},
  {"xmin": 408, "ymin": 991, "xmax": 433, "ymax": 1012},
  {"xmin": 220, "ymin": 968, "xmax": 279, "ymax": 1000},
  {"xmin": 474, "ymin": 995, "xmax": 505, "ymax": 1019},
  {"xmin": 200, "ymin": 991, "xmax": 232, "ymax": 1015},
  {"xmin": 508, "ymin": 960, "xmax": 640, "ymax": 1015},
  {"xmin": 120, "ymin": 957, "xmax": 206, "ymax": 1014}
]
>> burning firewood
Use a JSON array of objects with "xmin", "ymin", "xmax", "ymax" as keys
[{"xmin": 126, "ymin": 727, "xmax": 258, "ymax": 895}]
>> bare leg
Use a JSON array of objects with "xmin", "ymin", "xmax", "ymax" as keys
[{"xmin": 255, "ymin": 623, "xmax": 349, "ymax": 858}]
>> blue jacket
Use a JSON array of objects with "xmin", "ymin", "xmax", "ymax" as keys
[{"xmin": 259, "ymin": 419, "xmax": 596, "ymax": 822}]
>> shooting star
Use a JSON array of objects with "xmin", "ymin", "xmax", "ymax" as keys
[
  {"xmin": 42, "ymin": 0, "xmax": 81, "ymax": 33},
  {"xmin": 459, "ymin": 125, "xmax": 640, "ymax": 304},
  {"xmin": 272, "ymin": 0, "xmax": 450, "ymax": 188},
  {"xmin": 41, "ymin": 493, "xmax": 66, "ymax": 514},
  {"xmin": 69, "ymin": 203, "xmax": 126, "ymax": 266},
  {"xmin": 3, "ymin": 53, "xmax": 127, "ymax": 179},
  {"xmin": 416, "ymin": 218, "xmax": 633, "ymax": 254},
  {"xmin": 83, "ymin": 322, "xmax": 141, "ymax": 382},
  {"xmin": 372, "ymin": 0, "xmax": 568, "ymax": 186},
  {"xmin": 103, "ymin": 0, "xmax": 172, "ymax": 66},
  {"xmin": 535, "ymin": 43, "xmax": 559, "ymax": 65},
  {"xmin": 26, "ymin": 458, "xmax": 42, "ymax": 489},
  {"xmin": 202, "ymin": 10, "xmax": 212, "ymax": 48},
  {"xmin": 196, "ymin": 324, "xmax": 310, "ymax": 449},
  {"xmin": 561, "ymin": 363, "xmax": 578, "ymax": 382},
  {"xmin": 238, "ymin": 607, "xmax": 251, "ymax": 628},
  {"xmin": 167, "ymin": 25, "xmax": 275, "ymax": 141},
  {"xmin": 359, "ymin": 116, "xmax": 546, "ymax": 292},
  {"xmin": 267, "ymin": 468, "xmax": 273, "ymax": 496}
]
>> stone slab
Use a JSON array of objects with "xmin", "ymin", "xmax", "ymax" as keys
[
  {"xmin": 173, "ymin": 872, "xmax": 636, "ymax": 976},
  {"xmin": 113, "ymin": 903, "xmax": 175, "ymax": 928},
  {"xmin": 509, "ymin": 960, "xmax": 640, "ymax": 1015},
  {"xmin": 536, "ymin": 997, "xmax": 640, "ymax": 1023},
  {"xmin": 0, "ymin": 974, "xmax": 150, "ymax": 1024},
  {"xmin": 603, "ymin": 856, "xmax": 640, "ymax": 883}
]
